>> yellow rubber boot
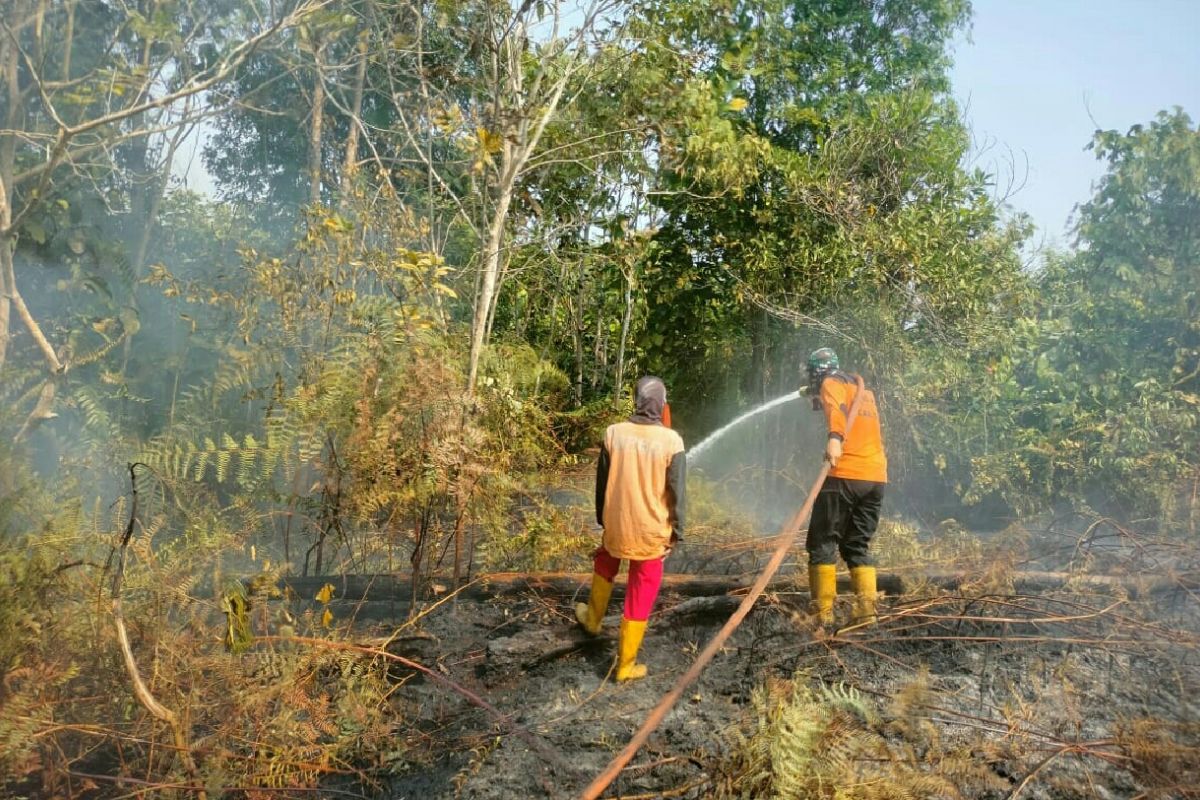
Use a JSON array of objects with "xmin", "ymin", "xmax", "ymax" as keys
[
  {"xmin": 849, "ymin": 566, "xmax": 878, "ymax": 625},
  {"xmin": 808, "ymin": 564, "xmax": 837, "ymax": 625},
  {"xmin": 616, "ymin": 618, "xmax": 648, "ymax": 682},
  {"xmin": 574, "ymin": 573, "xmax": 613, "ymax": 636}
]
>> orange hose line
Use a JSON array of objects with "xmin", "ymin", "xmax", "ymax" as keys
[{"xmin": 580, "ymin": 377, "xmax": 867, "ymax": 800}]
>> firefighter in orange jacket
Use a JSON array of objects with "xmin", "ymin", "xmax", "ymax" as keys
[
  {"xmin": 803, "ymin": 348, "xmax": 887, "ymax": 626},
  {"xmin": 575, "ymin": 376, "xmax": 686, "ymax": 682}
]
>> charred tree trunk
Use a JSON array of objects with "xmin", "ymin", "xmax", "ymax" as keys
[{"xmin": 279, "ymin": 569, "xmax": 1194, "ymax": 604}]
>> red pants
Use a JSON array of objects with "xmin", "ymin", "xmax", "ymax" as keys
[{"xmin": 592, "ymin": 546, "xmax": 664, "ymax": 622}]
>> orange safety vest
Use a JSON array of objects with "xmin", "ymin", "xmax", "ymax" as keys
[{"xmin": 820, "ymin": 374, "xmax": 888, "ymax": 483}]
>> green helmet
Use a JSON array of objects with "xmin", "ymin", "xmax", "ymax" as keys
[{"xmin": 806, "ymin": 347, "xmax": 839, "ymax": 378}]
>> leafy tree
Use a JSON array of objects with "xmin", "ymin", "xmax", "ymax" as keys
[
  {"xmin": 615, "ymin": 0, "xmax": 1025, "ymax": 434},
  {"xmin": 0, "ymin": 0, "xmax": 321, "ymax": 452},
  {"xmin": 964, "ymin": 110, "xmax": 1200, "ymax": 522}
]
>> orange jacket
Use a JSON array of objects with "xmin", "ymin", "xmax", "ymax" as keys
[{"xmin": 820, "ymin": 373, "xmax": 887, "ymax": 483}]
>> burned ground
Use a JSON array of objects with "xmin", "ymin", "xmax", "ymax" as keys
[{"xmin": 341, "ymin": 528, "xmax": 1200, "ymax": 800}]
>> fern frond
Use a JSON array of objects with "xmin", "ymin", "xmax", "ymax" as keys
[{"xmin": 820, "ymin": 682, "xmax": 876, "ymax": 726}]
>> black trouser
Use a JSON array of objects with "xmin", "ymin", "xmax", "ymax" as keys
[{"xmin": 806, "ymin": 477, "xmax": 885, "ymax": 568}]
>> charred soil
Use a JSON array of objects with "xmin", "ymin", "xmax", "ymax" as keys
[{"xmin": 359, "ymin": 551, "xmax": 1200, "ymax": 800}]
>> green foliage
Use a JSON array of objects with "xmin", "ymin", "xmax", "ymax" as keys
[
  {"xmin": 5, "ymin": 0, "xmax": 1198, "ymax": 793},
  {"xmin": 482, "ymin": 497, "xmax": 593, "ymax": 572},
  {"xmin": 133, "ymin": 201, "xmax": 568, "ymax": 583},
  {"xmin": 221, "ymin": 580, "xmax": 255, "ymax": 653},
  {"xmin": 717, "ymin": 671, "xmax": 1007, "ymax": 799},
  {"xmin": 903, "ymin": 110, "xmax": 1200, "ymax": 524},
  {"xmin": 0, "ymin": 546, "xmax": 55, "ymax": 675},
  {"xmin": 0, "ymin": 461, "xmax": 93, "ymax": 786},
  {"xmin": 0, "ymin": 452, "xmax": 403, "ymax": 794},
  {"xmin": 616, "ymin": 1, "xmax": 1027, "ymax": 433},
  {"xmin": 553, "ymin": 397, "xmax": 632, "ymax": 454},
  {"xmin": 871, "ymin": 518, "xmax": 984, "ymax": 571},
  {"xmin": 685, "ymin": 475, "xmax": 763, "ymax": 542},
  {"xmin": 483, "ymin": 343, "xmax": 572, "ymax": 410}
]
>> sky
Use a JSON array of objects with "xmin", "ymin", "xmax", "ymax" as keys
[{"xmin": 949, "ymin": 0, "xmax": 1200, "ymax": 249}]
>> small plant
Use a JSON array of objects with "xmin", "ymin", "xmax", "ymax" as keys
[
  {"xmin": 482, "ymin": 497, "xmax": 593, "ymax": 572},
  {"xmin": 553, "ymin": 396, "xmax": 632, "ymax": 454},
  {"xmin": 714, "ymin": 671, "xmax": 1007, "ymax": 800}
]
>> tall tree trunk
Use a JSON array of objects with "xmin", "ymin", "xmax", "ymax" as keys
[
  {"xmin": 0, "ymin": 20, "xmax": 21, "ymax": 368},
  {"xmin": 591, "ymin": 312, "xmax": 604, "ymax": 392},
  {"xmin": 464, "ymin": 16, "xmax": 576, "ymax": 396},
  {"xmin": 125, "ymin": 16, "xmax": 155, "ymax": 254},
  {"xmin": 60, "ymin": 0, "xmax": 76, "ymax": 81},
  {"xmin": 484, "ymin": 253, "xmax": 504, "ymax": 345},
  {"xmin": 571, "ymin": 275, "xmax": 585, "ymax": 407},
  {"xmin": 466, "ymin": 164, "xmax": 515, "ymax": 394},
  {"xmin": 613, "ymin": 268, "xmax": 633, "ymax": 403},
  {"xmin": 307, "ymin": 41, "xmax": 326, "ymax": 207},
  {"xmin": 339, "ymin": 31, "xmax": 369, "ymax": 204},
  {"xmin": 117, "ymin": 15, "xmax": 166, "ymax": 380},
  {"xmin": 534, "ymin": 292, "xmax": 559, "ymax": 396},
  {"xmin": 0, "ymin": 244, "xmax": 13, "ymax": 370},
  {"xmin": 121, "ymin": 125, "xmax": 185, "ymax": 379},
  {"xmin": 750, "ymin": 306, "xmax": 769, "ymax": 402}
]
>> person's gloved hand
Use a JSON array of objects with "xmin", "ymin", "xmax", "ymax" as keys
[{"xmin": 825, "ymin": 437, "xmax": 843, "ymax": 467}]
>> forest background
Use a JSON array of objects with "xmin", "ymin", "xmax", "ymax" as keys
[{"xmin": 1, "ymin": 0, "xmax": 1197, "ymax": 795}]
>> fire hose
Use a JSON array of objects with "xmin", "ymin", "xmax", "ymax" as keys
[{"xmin": 580, "ymin": 376, "xmax": 867, "ymax": 800}]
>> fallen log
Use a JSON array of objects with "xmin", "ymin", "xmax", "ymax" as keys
[
  {"xmin": 482, "ymin": 598, "xmax": 748, "ymax": 684},
  {"xmin": 279, "ymin": 571, "xmax": 901, "ymax": 602},
  {"xmin": 277, "ymin": 569, "xmax": 1194, "ymax": 604}
]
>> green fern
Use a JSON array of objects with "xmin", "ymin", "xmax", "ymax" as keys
[
  {"xmin": 73, "ymin": 383, "xmax": 125, "ymax": 452},
  {"xmin": 716, "ymin": 671, "xmax": 1009, "ymax": 800}
]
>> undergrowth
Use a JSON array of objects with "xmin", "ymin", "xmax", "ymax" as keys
[{"xmin": 714, "ymin": 670, "xmax": 1010, "ymax": 800}]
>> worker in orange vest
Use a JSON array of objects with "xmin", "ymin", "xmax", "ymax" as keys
[
  {"xmin": 803, "ymin": 348, "xmax": 887, "ymax": 626},
  {"xmin": 575, "ymin": 376, "xmax": 686, "ymax": 681}
]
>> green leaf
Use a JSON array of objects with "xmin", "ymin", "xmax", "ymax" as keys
[{"xmin": 25, "ymin": 221, "xmax": 47, "ymax": 245}]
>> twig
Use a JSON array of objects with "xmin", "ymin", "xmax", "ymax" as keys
[
  {"xmin": 66, "ymin": 771, "xmax": 367, "ymax": 798},
  {"xmin": 1005, "ymin": 744, "xmax": 1076, "ymax": 800},
  {"xmin": 611, "ymin": 776, "xmax": 711, "ymax": 799},
  {"xmin": 110, "ymin": 463, "xmax": 206, "ymax": 799}
]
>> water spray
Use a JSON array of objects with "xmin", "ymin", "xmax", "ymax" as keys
[{"xmin": 687, "ymin": 391, "xmax": 801, "ymax": 462}]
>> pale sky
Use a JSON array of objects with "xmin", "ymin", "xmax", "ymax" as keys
[{"xmin": 950, "ymin": 0, "xmax": 1200, "ymax": 249}]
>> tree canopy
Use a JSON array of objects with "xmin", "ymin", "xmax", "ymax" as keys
[{"xmin": 1, "ymin": 2, "xmax": 1198, "ymax": 792}]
